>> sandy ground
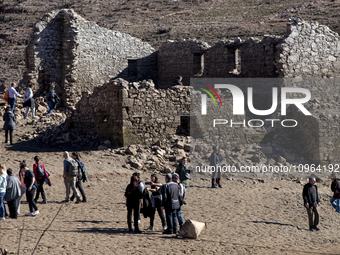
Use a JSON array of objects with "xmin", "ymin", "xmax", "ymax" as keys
[
  {"xmin": 0, "ymin": 118, "xmax": 339, "ymax": 254},
  {"xmin": 1, "ymin": 155, "xmax": 340, "ymax": 254}
]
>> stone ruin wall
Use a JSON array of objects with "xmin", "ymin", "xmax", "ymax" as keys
[
  {"xmin": 70, "ymin": 79, "xmax": 190, "ymax": 147},
  {"xmin": 21, "ymin": 11, "xmax": 340, "ymax": 165},
  {"xmin": 282, "ymin": 78, "xmax": 340, "ymax": 165},
  {"xmin": 277, "ymin": 19, "xmax": 340, "ymax": 165},
  {"xmin": 157, "ymin": 35, "xmax": 283, "ymax": 89},
  {"xmin": 24, "ymin": 9, "xmax": 156, "ymax": 108},
  {"xmin": 277, "ymin": 19, "xmax": 340, "ymax": 78},
  {"xmin": 157, "ymin": 39, "xmax": 210, "ymax": 89},
  {"xmin": 25, "ymin": 11, "xmax": 64, "ymax": 95}
]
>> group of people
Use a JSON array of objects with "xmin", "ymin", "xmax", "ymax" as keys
[
  {"xmin": 63, "ymin": 151, "xmax": 88, "ymax": 203},
  {"xmin": 0, "ymin": 156, "xmax": 50, "ymax": 220},
  {"xmin": 3, "ymin": 82, "xmax": 59, "ymax": 145},
  {"xmin": 302, "ymin": 173, "xmax": 340, "ymax": 231},
  {"xmin": 0, "ymin": 151, "xmax": 88, "ymax": 220},
  {"xmin": 124, "ymin": 157, "xmax": 190, "ymax": 234}
]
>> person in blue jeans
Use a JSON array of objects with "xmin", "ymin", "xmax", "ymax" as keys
[
  {"xmin": 162, "ymin": 173, "xmax": 182, "ymax": 235},
  {"xmin": 330, "ymin": 174, "xmax": 340, "ymax": 213},
  {"xmin": 7, "ymin": 82, "xmax": 22, "ymax": 113},
  {"xmin": 172, "ymin": 173, "xmax": 184, "ymax": 230},
  {"xmin": 46, "ymin": 83, "xmax": 55, "ymax": 114},
  {"xmin": 0, "ymin": 168, "xmax": 7, "ymax": 220}
]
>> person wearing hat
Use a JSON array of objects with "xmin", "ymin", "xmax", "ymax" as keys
[
  {"xmin": 162, "ymin": 173, "xmax": 182, "ymax": 234},
  {"xmin": 330, "ymin": 174, "xmax": 340, "ymax": 213},
  {"xmin": 210, "ymin": 146, "xmax": 223, "ymax": 188}
]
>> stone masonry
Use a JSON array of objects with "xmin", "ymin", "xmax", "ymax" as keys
[
  {"xmin": 69, "ymin": 78, "xmax": 190, "ymax": 147},
  {"xmin": 24, "ymin": 9, "xmax": 156, "ymax": 108},
  {"xmin": 21, "ymin": 10, "xmax": 340, "ymax": 165}
]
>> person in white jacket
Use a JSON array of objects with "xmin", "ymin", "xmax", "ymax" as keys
[
  {"xmin": 24, "ymin": 83, "xmax": 36, "ymax": 119},
  {"xmin": 0, "ymin": 168, "xmax": 7, "ymax": 220}
]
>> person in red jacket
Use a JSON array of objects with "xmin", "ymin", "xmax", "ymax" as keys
[{"xmin": 33, "ymin": 156, "xmax": 47, "ymax": 204}]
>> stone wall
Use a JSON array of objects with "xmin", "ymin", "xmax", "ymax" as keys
[
  {"xmin": 23, "ymin": 9, "xmax": 156, "ymax": 108},
  {"xmin": 240, "ymin": 36, "xmax": 283, "ymax": 77},
  {"xmin": 282, "ymin": 78, "xmax": 340, "ymax": 165},
  {"xmin": 277, "ymin": 18, "xmax": 340, "ymax": 77},
  {"xmin": 70, "ymin": 79, "xmax": 190, "ymax": 146},
  {"xmin": 157, "ymin": 39, "xmax": 210, "ymax": 88}
]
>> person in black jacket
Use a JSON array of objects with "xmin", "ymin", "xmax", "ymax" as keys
[
  {"xmin": 3, "ymin": 106, "xmax": 16, "ymax": 145},
  {"xmin": 302, "ymin": 177, "xmax": 320, "ymax": 231},
  {"xmin": 329, "ymin": 174, "xmax": 340, "ymax": 213},
  {"xmin": 125, "ymin": 175, "xmax": 143, "ymax": 233}
]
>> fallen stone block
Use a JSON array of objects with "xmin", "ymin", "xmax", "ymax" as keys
[{"xmin": 179, "ymin": 219, "xmax": 205, "ymax": 239}]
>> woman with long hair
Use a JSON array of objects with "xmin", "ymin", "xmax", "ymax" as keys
[{"xmin": 125, "ymin": 175, "xmax": 143, "ymax": 233}]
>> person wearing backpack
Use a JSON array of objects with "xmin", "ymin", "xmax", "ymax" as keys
[
  {"xmin": 70, "ymin": 152, "xmax": 87, "ymax": 202},
  {"xmin": 63, "ymin": 151, "xmax": 81, "ymax": 203},
  {"xmin": 33, "ymin": 156, "xmax": 47, "ymax": 204}
]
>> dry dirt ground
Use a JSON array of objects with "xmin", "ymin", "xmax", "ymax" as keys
[
  {"xmin": 0, "ymin": 118, "xmax": 340, "ymax": 254},
  {"xmin": 1, "ymin": 0, "xmax": 340, "ymax": 254},
  {"xmin": 1, "ymin": 0, "xmax": 340, "ymax": 85}
]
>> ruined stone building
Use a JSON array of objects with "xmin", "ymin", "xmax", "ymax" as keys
[
  {"xmin": 23, "ymin": 10, "xmax": 340, "ymax": 165},
  {"xmin": 24, "ymin": 9, "xmax": 156, "ymax": 108}
]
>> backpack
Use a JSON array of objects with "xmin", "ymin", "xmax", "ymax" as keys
[
  {"xmin": 4, "ymin": 90, "xmax": 9, "ymax": 102},
  {"xmin": 37, "ymin": 163, "xmax": 45, "ymax": 177},
  {"xmin": 78, "ymin": 161, "xmax": 88, "ymax": 182},
  {"xmin": 54, "ymin": 94, "xmax": 61, "ymax": 106},
  {"xmin": 67, "ymin": 159, "xmax": 78, "ymax": 177}
]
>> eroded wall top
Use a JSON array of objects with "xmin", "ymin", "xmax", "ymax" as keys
[{"xmin": 277, "ymin": 18, "xmax": 340, "ymax": 77}]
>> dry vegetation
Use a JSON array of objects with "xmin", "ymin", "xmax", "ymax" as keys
[{"xmin": 1, "ymin": 0, "xmax": 340, "ymax": 86}]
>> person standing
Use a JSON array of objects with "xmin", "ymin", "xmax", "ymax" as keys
[
  {"xmin": 23, "ymin": 83, "xmax": 36, "ymax": 119},
  {"xmin": 7, "ymin": 82, "xmax": 23, "ymax": 113},
  {"xmin": 125, "ymin": 175, "xmax": 143, "ymax": 233},
  {"xmin": 303, "ymin": 177, "xmax": 320, "ymax": 231},
  {"xmin": 176, "ymin": 157, "xmax": 189, "ymax": 204},
  {"xmin": 0, "ymin": 168, "xmax": 7, "ymax": 220},
  {"xmin": 17, "ymin": 166, "xmax": 26, "ymax": 215},
  {"xmin": 162, "ymin": 174, "xmax": 181, "ymax": 235},
  {"xmin": 329, "ymin": 174, "xmax": 340, "ymax": 213},
  {"xmin": 21, "ymin": 162, "xmax": 39, "ymax": 216},
  {"xmin": 70, "ymin": 152, "xmax": 87, "ymax": 202},
  {"xmin": 33, "ymin": 156, "xmax": 47, "ymax": 204},
  {"xmin": 172, "ymin": 173, "xmax": 184, "ymax": 232},
  {"xmin": 3, "ymin": 106, "xmax": 16, "ymax": 145},
  {"xmin": 46, "ymin": 83, "xmax": 55, "ymax": 114},
  {"xmin": 63, "ymin": 151, "xmax": 81, "ymax": 203},
  {"xmin": 5, "ymin": 168, "xmax": 21, "ymax": 219},
  {"xmin": 146, "ymin": 174, "xmax": 166, "ymax": 231},
  {"xmin": 210, "ymin": 147, "xmax": 223, "ymax": 188}
]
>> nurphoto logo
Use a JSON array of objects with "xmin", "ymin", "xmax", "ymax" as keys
[{"xmin": 195, "ymin": 79, "xmax": 312, "ymax": 128}]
